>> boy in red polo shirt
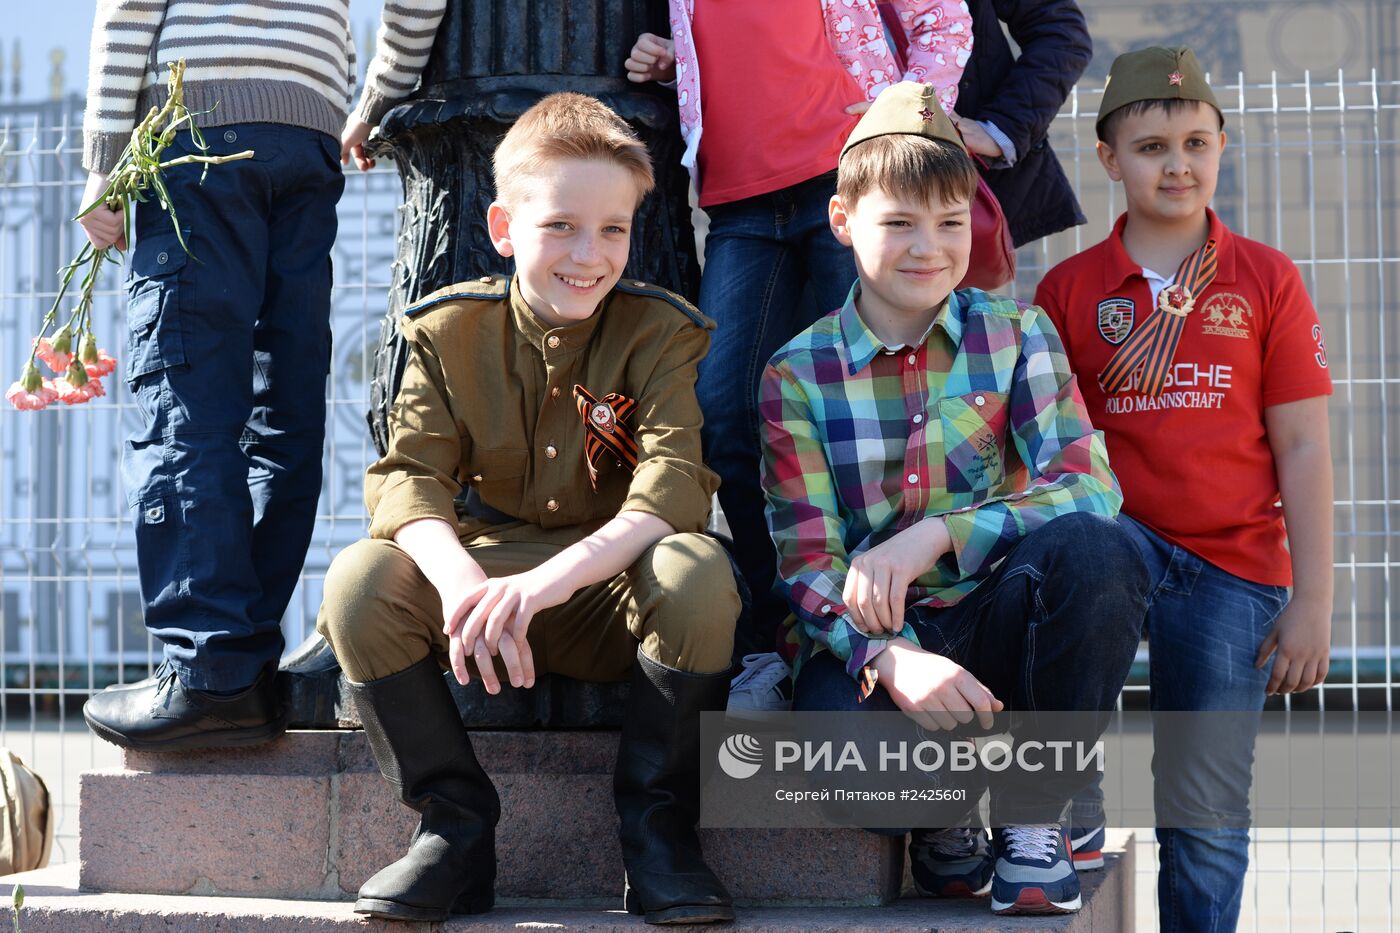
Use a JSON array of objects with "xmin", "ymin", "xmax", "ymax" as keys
[{"xmin": 1034, "ymin": 47, "xmax": 1333, "ymax": 933}]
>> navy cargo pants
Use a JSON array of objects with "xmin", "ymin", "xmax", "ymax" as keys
[{"xmin": 122, "ymin": 123, "xmax": 344, "ymax": 691}]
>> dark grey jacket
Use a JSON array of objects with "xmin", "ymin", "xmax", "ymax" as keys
[{"xmin": 954, "ymin": 0, "xmax": 1092, "ymax": 246}]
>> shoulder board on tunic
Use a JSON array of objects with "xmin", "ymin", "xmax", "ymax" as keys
[
  {"xmin": 403, "ymin": 275, "xmax": 510, "ymax": 318},
  {"xmin": 613, "ymin": 279, "xmax": 713, "ymax": 330}
]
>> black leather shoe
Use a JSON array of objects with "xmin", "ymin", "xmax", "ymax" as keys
[{"xmin": 82, "ymin": 663, "xmax": 285, "ymax": 751}]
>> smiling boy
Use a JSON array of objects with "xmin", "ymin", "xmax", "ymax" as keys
[
  {"xmin": 317, "ymin": 93, "xmax": 739, "ymax": 925},
  {"xmin": 1035, "ymin": 48, "xmax": 1334, "ymax": 932},
  {"xmin": 758, "ymin": 81, "xmax": 1148, "ymax": 916}
]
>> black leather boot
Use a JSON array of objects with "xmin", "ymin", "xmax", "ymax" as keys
[
  {"xmin": 349, "ymin": 656, "xmax": 499, "ymax": 922},
  {"xmin": 615, "ymin": 650, "xmax": 735, "ymax": 924}
]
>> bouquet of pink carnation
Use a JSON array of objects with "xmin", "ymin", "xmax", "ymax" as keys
[{"xmin": 7, "ymin": 61, "xmax": 251, "ymax": 411}]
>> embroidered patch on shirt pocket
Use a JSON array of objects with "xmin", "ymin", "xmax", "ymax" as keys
[{"xmin": 938, "ymin": 391, "xmax": 1009, "ymax": 494}]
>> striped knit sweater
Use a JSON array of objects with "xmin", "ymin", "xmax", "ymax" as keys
[{"xmin": 83, "ymin": 0, "xmax": 448, "ymax": 173}]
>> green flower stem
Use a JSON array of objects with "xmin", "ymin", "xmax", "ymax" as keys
[{"xmin": 26, "ymin": 58, "xmax": 253, "ymax": 382}]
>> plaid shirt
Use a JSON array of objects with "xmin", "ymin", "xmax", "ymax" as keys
[{"xmin": 759, "ymin": 286, "xmax": 1121, "ymax": 681}]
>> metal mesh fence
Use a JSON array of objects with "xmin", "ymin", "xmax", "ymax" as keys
[{"xmin": 0, "ymin": 71, "xmax": 1395, "ymax": 928}]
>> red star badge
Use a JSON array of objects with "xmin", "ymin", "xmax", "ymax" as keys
[
  {"xmin": 918, "ymin": 107, "xmax": 937, "ymax": 122},
  {"xmin": 1168, "ymin": 71, "xmax": 1184, "ymax": 86}
]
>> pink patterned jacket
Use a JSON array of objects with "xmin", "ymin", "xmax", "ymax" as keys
[{"xmin": 667, "ymin": 0, "xmax": 974, "ymax": 178}]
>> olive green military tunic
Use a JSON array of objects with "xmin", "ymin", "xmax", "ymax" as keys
[{"xmin": 318, "ymin": 275, "xmax": 740, "ymax": 683}]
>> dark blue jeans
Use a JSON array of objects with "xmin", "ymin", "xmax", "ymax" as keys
[
  {"xmin": 793, "ymin": 512, "xmax": 1149, "ymax": 825},
  {"xmin": 122, "ymin": 123, "xmax": 344, "ymax": 691},
  {"xmin": 695, "ymin": 171, "xmax": 858, "ymax": 659},
  {"xmin": 1072, "ymin": 515, "xmax": 1290, "ymax": 933}
]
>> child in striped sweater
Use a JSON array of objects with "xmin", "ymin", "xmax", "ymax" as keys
[{"xmin": 77, "ymin": 0, "xmax": 443, "ymax": 750}]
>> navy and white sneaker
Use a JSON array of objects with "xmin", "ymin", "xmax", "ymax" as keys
[
  {"xmin": 1069, "ymin": 821, "xmax": 1105, "ymax": 871},
  {"xmin": 990, "ymin": 824, "xmax": 1082, "ymax": 915},
  {"xmin": 909, "ymin": 826, "xmax": 993, "ymax": 898}
]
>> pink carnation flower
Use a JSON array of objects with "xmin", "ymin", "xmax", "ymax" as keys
[
  {"xmin": 84, "ymin": 351, "xmax": 118, "ymax": 379},
  {"xmin": 52, "ymin": 378, "xmax": 93, "ymax": 405},
  {"xmin": 34, "ymin": 338, "xmax": 74, "ymax": 374},
  {"xmin": 6, "ymin": 380, "xmax": 57, "ymax": 411}
]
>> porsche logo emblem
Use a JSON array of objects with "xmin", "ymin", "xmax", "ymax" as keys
[{"xmin": 1097, "ymin": 298, "xmax": 1135, "ymax": 345}]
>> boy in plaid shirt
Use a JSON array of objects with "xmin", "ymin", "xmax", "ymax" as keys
[{"xmin": 758, "ymin": 82, "xmax": 1149, "ymax": 916}]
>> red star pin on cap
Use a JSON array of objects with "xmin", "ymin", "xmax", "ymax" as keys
[
  {"xmin": 1168, "ymin": 71, "xmax": 1184, "ymax": 86},
  {"xmin": 918, "ymin": 107, "xmax": 937, "ymax": 122}
]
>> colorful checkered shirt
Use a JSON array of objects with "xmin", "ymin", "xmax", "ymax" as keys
[{"xmin": 759, "ymin": 285, "xmax": 1122, "ymax": 682}]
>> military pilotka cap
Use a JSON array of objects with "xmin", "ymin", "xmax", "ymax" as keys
[
  {"xmin": 840, "ymin": 81, "xmax": 966, "ymax": 160},
  {"xmin": 1097, "ymin": 46, "xmax": 1223, "ymax": 135}
]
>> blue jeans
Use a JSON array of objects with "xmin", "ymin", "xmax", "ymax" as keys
[
  {"xmin": 122, "ymin": 123, "xmax": 344, "ymax": 691},
  {"xmin": 794, "ymin": 512, "xmax": 1149, "ymax": 826},
  {"xmin": 695, "ymin": 171, "xmax": 858, "ymax": 659},
  {"xmin": 1071, "ymin": 515, "xmax": 1290, "ymax": 933}
]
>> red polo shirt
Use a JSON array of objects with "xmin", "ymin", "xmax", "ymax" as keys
[{"xmin": 1034, "ymin": 210, "xmax": 1332, "ymax": 586}]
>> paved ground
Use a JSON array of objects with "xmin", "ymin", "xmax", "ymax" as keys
[{"xmin": 8, "ymin": 714, "xmax": 1396, "ymax": 931}]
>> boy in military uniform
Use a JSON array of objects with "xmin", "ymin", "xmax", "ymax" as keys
[{"xmin": 318, "ymin": 93, "xmax": 739, "ymax": 925}]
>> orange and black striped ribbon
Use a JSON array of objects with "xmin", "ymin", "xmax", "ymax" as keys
[
  {"xmin": 573, "ymin": 384, "xmax": 639, "ymax": 490},
  {"xmin": 1098, "ymin": 238, "xmax": 1219, "ymax": 397}
]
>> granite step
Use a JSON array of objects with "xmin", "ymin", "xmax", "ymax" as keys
[
  {"xmin": 2, "ymin": 857, "xmax": 1135, "ymax": 931},
  {"xmin": 79, "ymin": 730, "xmax": 901, "ymax": 904}
]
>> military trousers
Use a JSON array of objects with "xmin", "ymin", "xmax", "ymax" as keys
[{"xmin": 317, "ymin": 532, "xmax": 740, "ymax": 685}]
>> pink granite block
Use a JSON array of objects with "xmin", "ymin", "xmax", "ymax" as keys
[
  {"xmin": 333, "ymin": 769, "xmax": 898, "ymax": 904},
  {"xmin": 474, "ymin": 731, "xmax": 618, "ymax": 773},
  {"xmin": 333, "ymin": 771, "xmax": 621, "ymax": 898},
  {"xmin": 123, "ymin": 730, "xmax": 342, "ymax": 776},
  {"xmin": 493, "ymin": 773, "xmax": 621, "ymax": 898},
  {"xmin": 7, "ymin": 848, "xmax": 1135, "ymax": 931},
  {"xmin": 329, "ymin": 770, "xmax": 418, "ymax": 892},
  {"xmin": 79, "ymin": 771, "xmax": 333, "ymax": 897},
  {"xmin": 702, "ymin": 828, "xmax": 901, "ymax": 904},
  {"xmin": 335, "ymin": 730, "xmax": 619, "ymax": 775}
]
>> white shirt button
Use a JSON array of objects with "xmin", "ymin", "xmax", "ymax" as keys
[
  {"xmin": 907, "ymin": 473, "xmax": 919, "ymax": 484},
  {"xmin": 975, "ymin": 394, "xmax": 986, "ymax": 406},
  {"xmin": 912, "ymin": 413, "xmax": 923, "ymax": 424},
  {"xmin": 906, "ymin": 353, "xmax": 917, "ymax": 365},
  {"xmin": 821, "ymin": 604, "xmax": 832, "ymax": 614}
]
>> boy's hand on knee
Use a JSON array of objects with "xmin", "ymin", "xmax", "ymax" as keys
[
  {"xmin": 843, "ymin": 518, "xmax": 951, "ymax": 635},
  {"xmin": 873, "ymin": 639, "xmax": 1003, "ymax": 731},
  {"xmin": 624, "ymin": 33, "xmax": 676, "ymax": 83},
  {"xmin": 449, "ymin": 569, "xmax": 567, "ymax": 690},
  {"xmin": 1257, "ymin": 596, "xmax": 1332, "ymax": 694}
]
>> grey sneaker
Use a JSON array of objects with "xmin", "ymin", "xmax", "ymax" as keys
[{"xmin": 726, "ymin": 652, "xmax": 791, "ymax": 717}]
